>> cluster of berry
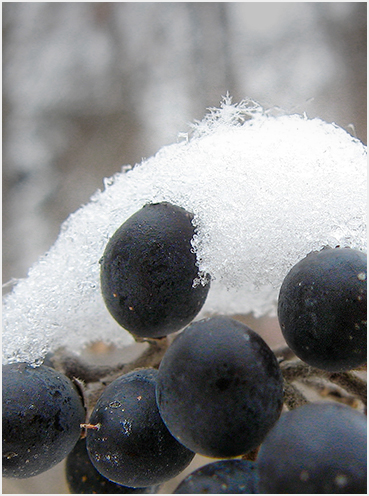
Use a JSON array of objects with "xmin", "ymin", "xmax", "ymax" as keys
[{"xmin": 2, "ymin": 202, "xmax": 366, "ymax": 493}]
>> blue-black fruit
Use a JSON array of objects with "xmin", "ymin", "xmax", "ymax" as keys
[
  {"xmin": 257, "ymin": 402, "xmax": 367, "ymax": 493},
  {"xmin": 173, "ymin": 459, "xmax": 259, "ymax": 494},
  {"xmin": 66, "ymin": 438, "xmax": 159, "ymax": 494},
  {"xmin": 2, "ymin": 363, "xmax": 85, "ymax": 478},
  {"xmin": 156, "ymin": 316, "xmax": 284, "ymax": 458},
  {"xmin": 100, "ymin": 202, "xmax": 210, "ymax": 338},
  {"xmin": 86, "ymin": 368, "xmax": 195, "ymax": 488},
  {"xmin": 278, "ymin": 247, "xmax": 367, "ymax": 371}
]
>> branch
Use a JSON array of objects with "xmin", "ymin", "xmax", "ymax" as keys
[
  {"xmin": 46, "ymin": 337, "xmax": 170, "ymax": 385},
  {"xmin": 328, "ymin": 372, "xmax": 367, "ymax": 406},
  {"xmin": 280, "ymin": 360, "xmax": 367, "ymax": 406},
  {"xmin": 300, "ymin": 377, "xmax": 360, "ymax": 408},
  {"xmin": 283, "ymin": 379, "xmax": 309, "ymax": 410},
  {"xmin": 46, "ymin": 338, "xmax": 171, "ymax": 418}
]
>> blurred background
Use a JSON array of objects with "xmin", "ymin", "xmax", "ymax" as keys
[{"xmin": 2, "ymin": 2, "xmax": 367, "ymax": 493}]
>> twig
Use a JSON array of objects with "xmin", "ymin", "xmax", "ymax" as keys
[
  {"xmin": 97, "ymin": 336, "xmax": 170, "ymax": 386},
  {"xmin": 328, "ymin": 372, "xmax": 367, "ymax": 406},
  {"xmin": 280, "ymin": 360, "xmax": 316, "ymax": 381},
  {"xmin": 280, "ymin": 360, "xmax": 367, "ymax": 406},
  {"xmin": 300, "ymin": 377, "xmax": 360, "ymax": 408},
  {"xmin": 45, "ymin": 348, "xmax": 113, "ymax": 383},
  {"xmin": 283, "ymin": 379, "xmax": 309, "ymax": 410},
  {"xmin": 46, "ymin": 338, "xmax": 171, "ymax": 417},
  {"xmin": 46, "ymin": 337, "xmax": 170, "ymax": 385}
]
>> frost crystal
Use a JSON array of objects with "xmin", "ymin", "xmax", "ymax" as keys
[{"xmin": 2, "ymin": 98, "xmax": 367, "ymax": 364}]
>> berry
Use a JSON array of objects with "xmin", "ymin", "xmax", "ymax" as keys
[
  {"xmin": 257, "ymin": 402, "xmax": 367, "ymax": 493},
  {"xmin": 173, "ymin": 459, "xmax": 259, "ymax": 494},
  {"xmin": 66, "ymin": 438, "xmax": 159, "ymax": 494},
  {"xmin": 100, "ymin": 202, "xmax": 210, "ymax": 338},
  {"xmin": 2, "ymin": 363, "xmax": 85, "ymax": 479},
  {"xmin": 156, "ymin": 316, "xmax": 284, "ymax": 458},
  {"xmin": 278, "ymin": 247, "xmax": 367, "ymax": 371},
  {"xmin": 86, "ymin": 368, "xmax": 194, "ymax": 487}
]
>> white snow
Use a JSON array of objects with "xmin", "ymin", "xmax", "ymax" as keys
[{"xmin": 2, "ymin": 98, "xmax": 367, "ymax": 364}]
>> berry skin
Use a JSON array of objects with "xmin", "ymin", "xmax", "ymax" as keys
[
  {"xmin": 66, "ymin": 438, "xmax": 159, "ymax": 494},
  {"xmin": 2, "ymin": 363, "xmax": 85, "ymax": 479},
  {"xmin": 100, "ymin": 202, "xmax": 210, "ymax": 338},
  {"xmin": 257, "ymin": 402, "xmax": 367, "ymax": 493},
  {"xmin": 278, "ymin": 247, "xmax": 367, "ymax": 371},
  {"xmin": 156, "ymin": 316, "xmax": 284, "ymax": 458},
  {"xmin": 173, "ymin": 459, "xmax": 259, "ymax": 494},
  {"xmin": 86, "ymin": 368, "xmax": 195, "ymax": 488}
]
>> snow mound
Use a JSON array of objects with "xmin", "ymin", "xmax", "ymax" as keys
[{"xmin": 3, "ymin": 98, "xmax": 367, "ymax": 364}]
